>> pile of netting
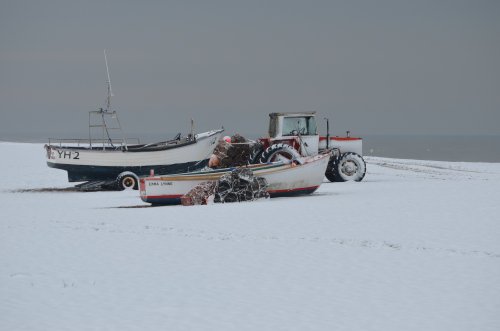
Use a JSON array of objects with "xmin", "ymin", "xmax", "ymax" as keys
[
  {"xmin": 209, "ymin": 134, "xmax": 252, "ymax": 168},
  {"xmin": 214, "ymin": 168, "xmax": 269, "ymax": 203},
  {"xmin": 180, "ymin": 168, "xmax": 269, "ymax": 206},
  {"xmin": 180, "ymin": 181, "xmax": 216, "ymax": 206}
]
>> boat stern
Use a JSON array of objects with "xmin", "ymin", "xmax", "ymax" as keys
[{"xmin": 139, "ymin": 177, "xmax": 183, "ymax": 205}]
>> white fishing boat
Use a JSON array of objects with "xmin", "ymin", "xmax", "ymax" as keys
[
  {"xmin": 44, "ymin": 51, "xmax": 224, "ymax": 189},
  {"xmin": 139, "ymin": 152, "xmax": 331, "ymax": 205},
  {"xmin": 45, "ymin": 128, "xmax": 224, "ymax": 187}
]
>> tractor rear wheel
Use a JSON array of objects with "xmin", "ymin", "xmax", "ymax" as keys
[
  {"xmin": 259, "ymin": 143, "xmax": 302, "ymax": 164},
  {"xmin": 249, "ymin": 142, "xmax": 265, "ymax": 164},
  {"xmin": 326, "ymin": 152, "xmax": 366, "ymax": 182}
]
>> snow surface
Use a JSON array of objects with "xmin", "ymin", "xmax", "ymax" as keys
[{"xmin": 1, "ymin": 142, "xmax": 499, "ymax": 331}]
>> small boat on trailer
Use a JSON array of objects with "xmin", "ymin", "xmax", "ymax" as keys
[
  {"xmin": 139, "ymin": 151, "xmax": 331, "ymax": 205},
  {"xmin": 44, "ymin": 51, "xmax": 224, "ymax": 189},
  {"xmin": 45, "ymin": 126, "xmax": 224, "ymax": 189}
]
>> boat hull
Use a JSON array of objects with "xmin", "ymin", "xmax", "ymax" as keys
[
  {"xmin": 47, "ymin": 160, "xmax": 207, "ymax": 182},
  {"xmin": 45, "ymin": 130, "xmax": 223, "ymax": 182},
  {"xmin": 140, "ymin": 153, "xmax": 331, "ymax": 205}
]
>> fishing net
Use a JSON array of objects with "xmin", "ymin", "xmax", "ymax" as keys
[
  {"xmin": 180, "ymin": 168, "xmax": 269, "ymax": 206},
  {"xmin": 213, "ymin": 168, "xmax": 269, "ymax": 203},
  {"xmin": 180, "ymin": 181, "xmax": 216, "ymax": 206},
  {"xmin": 210, "ymin": 134, "xmax": 252, "ymax": 168}
]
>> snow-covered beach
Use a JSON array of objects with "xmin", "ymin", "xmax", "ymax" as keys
[{"xmin": 1, "ymin": 142, "xmax": 499, "ymax": 330}]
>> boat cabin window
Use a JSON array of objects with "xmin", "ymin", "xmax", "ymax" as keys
[{"xmin": 282, "ymin": 116, "xmax": 317, "ymax": 136}]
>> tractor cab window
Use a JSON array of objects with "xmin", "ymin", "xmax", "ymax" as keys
[{"xmin": 282, "ymin": 116, "xmax": 317, "ymax": 136}]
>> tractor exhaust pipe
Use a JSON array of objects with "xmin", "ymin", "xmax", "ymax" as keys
[{"xmin": 324, "ymin": 117, "xmax": 330, "ymax": 149}]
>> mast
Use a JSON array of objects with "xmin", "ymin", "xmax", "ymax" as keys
[
  {"xmin": 88, "ymin": 50, "xmax": 127, "ymax": 150},
  {"xmin": 104, "ymin": 49, "xmax": 113, "ymax": 112}
]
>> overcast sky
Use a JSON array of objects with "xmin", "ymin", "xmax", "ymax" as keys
[{"xmin": 1, "ymin": 0, "xmax": 499, "ymax": 140}]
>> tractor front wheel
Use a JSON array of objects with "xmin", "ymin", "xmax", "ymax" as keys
[{"xmin": 326, "ymin": 152, "xmax": 366, "ymax": 182}]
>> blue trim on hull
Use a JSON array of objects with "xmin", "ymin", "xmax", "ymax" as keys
[
  {"xmin": 147, "ymin": 198, "xmax": 182, "ymax": 206},
  {"xmin": 47, "ymin": 159, "xmax": 209, "ymax": 182},
  {"xmin": 269, "ymin": 187, "xmax": 319, "ymax": 198}
]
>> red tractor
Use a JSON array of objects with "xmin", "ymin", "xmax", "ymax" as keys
[{"xmin": 251, "ymin": 112, "xmax": 366, "ymax": 182}]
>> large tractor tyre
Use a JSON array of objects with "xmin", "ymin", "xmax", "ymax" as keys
[
  {"xmin": 259, "ymin": 143, "xmax": 302, "ymax": 164},
  {"xmin": 249, "ymin": 144, "xmax": 264, "ymax": 164},
  {"xmin": 116, "ymin": 172, "xmax": 139, "ymax": 190},
  {"xmin": 250, "ymin": 151, "xmax": 263, "ymax": 164},
  {"xmin": 326, "ymin": 152, "xmax": 366, "ymax": 182}
]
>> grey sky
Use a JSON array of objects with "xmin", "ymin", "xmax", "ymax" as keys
[{"xmin": 1, "ymin": 0, "xmax": 499, "ymax": 140}]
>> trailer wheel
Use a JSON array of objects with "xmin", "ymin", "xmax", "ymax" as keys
[
  {"xmin": 259, "ymin": 143, "xmax": 302, "ymax": 164},
  {"xmin": 326, "ymin": 152, "xmax": 366, "ymax": 182},
  {"xmin": 116, "ymin": 172, "xmax": 139, "ymax": 190}
]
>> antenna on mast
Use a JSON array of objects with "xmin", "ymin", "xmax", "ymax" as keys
[{"xmin": 104, "ymin": 49, "xmax": 113, "ymax": 112}]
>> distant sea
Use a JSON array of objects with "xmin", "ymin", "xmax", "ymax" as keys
[
  {"xmin": 1, "ymin": 132, "xmax": 499, "ymax": 163},
  {"xmin": 362, "ymin": 135, "xmax": 500, "ymax": 163}
]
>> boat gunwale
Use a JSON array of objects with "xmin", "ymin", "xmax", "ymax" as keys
[
  {"xmin": 46, "ymin": 129, "xmax": 223, "ymax": 153},
  {"xmin": 143, "ymin": 153, "xmax": 331, "ymax": 182}
]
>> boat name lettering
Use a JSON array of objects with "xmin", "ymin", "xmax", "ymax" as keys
[
  {"xmin": 147, "ymin": 181, "xmax": 171, "ymax": 186},
  {"xmin": 56, "ymin": 150, "xmax": 80, "ymax": 160}
]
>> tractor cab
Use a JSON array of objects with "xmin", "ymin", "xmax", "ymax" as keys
[
  {"xmin": 254, "ymin": 111, "xmax": 366, "ymax": 182},
  {"xmin": 267, "ymin": 112, "xmax": 319, "ymax": 156}
]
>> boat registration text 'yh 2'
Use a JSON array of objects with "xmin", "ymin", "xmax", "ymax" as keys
[{"xmin": 51, "ymin": 150, "xmax": 80, "ymax": 160}]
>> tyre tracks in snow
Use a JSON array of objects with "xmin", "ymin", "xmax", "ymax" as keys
[
  {"xmin": 19, "ymin": 220, "xmax": 499, "ymax": 260},
  {"xmin": 366, "ymin": 157, "xmax": 500, "ymax": 181}
]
